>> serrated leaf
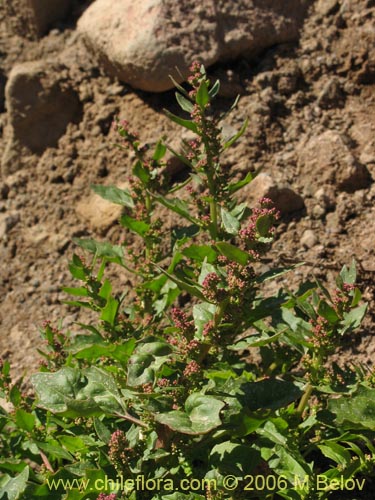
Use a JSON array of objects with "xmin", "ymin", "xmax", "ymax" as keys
[{"xmin": 91, "ymin": 184, "xmax": 134, "ymax": 208}]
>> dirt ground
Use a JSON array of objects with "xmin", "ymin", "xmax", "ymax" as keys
[{"xmin": 0, "ymin": 0, "xmax": 374, "ymax": 379}]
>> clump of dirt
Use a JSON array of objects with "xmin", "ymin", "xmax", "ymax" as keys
[{"xmin": 0, "ymin": 0, "xmax": 374, "ymax": 378}]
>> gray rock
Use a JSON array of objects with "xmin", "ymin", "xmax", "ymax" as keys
[
  {"xmin": 4, "ymin": 0, "xmax": 72, "ymax": 38},
  {"xmin": 1, "ymin": 61, "xmax": 82, "ymax": 176},
  {"xmin": 78, "ymin": 0, "xmax": 310, "ymax": 92}
]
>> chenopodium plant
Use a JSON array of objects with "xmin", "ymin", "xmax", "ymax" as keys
[{"xmin": 0, "ymin": 63, "xmax": 373, "ymax": 500}]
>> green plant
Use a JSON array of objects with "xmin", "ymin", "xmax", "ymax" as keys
[{"xmin": 0, "ymin": 62, "xmax": 372, "ymax": 500}]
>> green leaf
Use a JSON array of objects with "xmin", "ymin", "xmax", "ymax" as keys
[
  {"xmin": 328, "ymin": 385, "xmax": 375, "ymax": 430},
  {"xmin": 31, "ymin": 367, "xmax": 123, "ymax": 417},
  {"xmin": 222, "ymin": 378, "xmax": 302, "ymax": 411},
  {"xmin": 341, "ymin": 304, "xmax": 367, "ymax": 333},
  {"xmin": 156, "ymin": 267, "xmax": 205, "ymax": 301},
  {"xmin": 91, "ymin": 184, "xmax": 134, "ymax": 208},
  {"xmin": 100, "ymin": 296, "xmax": 119, "ymax": 326},
  {"xmin": 209, "ymin": 80, "xmax": 220, "ymax": 98},
  {"xmin": 120, "ymin": 214, "xmax": 150, "ymax": 236},
  {"xmin": 229, "ymin": 330, "xmax": 284, "ymax": 349},
  {"xmin": 215, "ymin": 241, "xmax": 250, "ymax": 266},
  {"xmin": 127, "ymin": 340, "xmax": 173, "ymax": 387},
  {"xmin": 318, "ymin": 442, "xmax": 351, "ymax": 467},
  {"xmin": 339, "ymin": 259, "xmax": 357, "ymax": 285},
  {"xmin": 58, "ymin": 436, "xmax": 87, "ymax": 454},
  {"xmin": 256, "ymin": 264, "xmax": 302, "ymax": 284},
  {"xmin": 71, "ymin": 339, "xmax": 135, "ymax": 363},
  {"xmin": 62, "ymin": 286, "xmax": 89, "ymax": 297},
  {"xmin": 15, "ymin": 409, "xmax": 35, "ymax": 432},
  {"xmin": 223, "ymin": 118, "xmax": 248, "ymax": 149},
  {"xmin": 196, "ymin": 80, "xmax": 209, "ymax": 108},
  {"xmin": 193, "ymin": 302, "xmax": 216, "ymax": 339},
  {"xmin": 175, "ymin": 92, "xmax": 194, "ymax": 113},
  {"xmin": 94, "ymin": 418, "xmax": 112, "ymax": 444},
  {"xmin": 0, "ymin": 466, "xmax": 29, "ymax": 500},
  {"xmin": 151, "ymin": 194, "xmax": 199, "ymax": 225},
  {"xmin": 317, "ymin": 301, "xmax": 339, "ymax": 324},
  {"xmin": 166, "ymin": 144, "xmax": 193, "ymax": 169},
  {"xmin": 221, "ymin": 207, "xmax": 240, "ymax": 235},
  {"xmin": 228, "ymin": 171, "xmax": 254, "ymax": 193},
  {"xmin": 256, "ymin": 214, "xmax": 273, "ymax": 237},
  {"xmin": 164, "ymin": 109, "xmax": 198, "ymax": 134},
  {"xmin": 182, "ymin": 244, "xmax": 217, "ymax": 263},
  {"xmin": 133, "ymin": 160, "xmax": 151, "ymax": 184},
  {"xmin": 155, "ymin": 394, "xmax": 224, "ymax": 435},
  {"xmin": 210, "ymin": 441, "xmax": 261, "ymax": 476},
  {"xmin": 73, "ymin": 238, "xmax": 124, "ymax": 261},
  {"xmin": 153, "ymin": 140, "xmax": 167, "ymax": 161}
]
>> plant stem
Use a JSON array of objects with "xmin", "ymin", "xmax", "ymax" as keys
[
  {"xmin": 297, "ymin": 382, "xmax": 313, "ymax": 415},
  {"xmin": 210, "ymin": 199, "xmax": 218, "ymax": 240},
  {"xmin": 115, "ymin": 411, "xmax": 148, "ymax": 428}
]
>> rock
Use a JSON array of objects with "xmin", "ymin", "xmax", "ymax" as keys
[
  {"xmin": 240, "ymin": 173, "xmax": 305, "ymax": 214},
  {"xmin": 78, "ymin": 0, "xmax": 309, "ymax": 92},
  {"xmin": 1, "ymin": 61, "xmax": 82, "ymax": 176},
  {"xmin": 300, "ymin": 229, "xmax": 318, "ymax": 248},
  {"xmin": 297, "ymin": 131, "xmax": 372, "ymax": 193},
  {"xmin": 76, "ymin": 188, "xmax": 126, "ymax": 232},
  {"xmin": 4, "ymin": 0, "xmax": 73, "ymax": 38}
]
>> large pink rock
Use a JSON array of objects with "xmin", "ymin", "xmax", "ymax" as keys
[{"xmin": 78, "ymin": 0, "xmax": 310, "ymax": 92}]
